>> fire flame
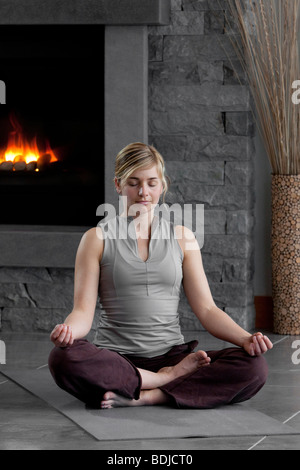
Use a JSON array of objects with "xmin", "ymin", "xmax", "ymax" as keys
[{"xmin": 0, "ymin": 113, "xmax": 58, "ymax": 169}]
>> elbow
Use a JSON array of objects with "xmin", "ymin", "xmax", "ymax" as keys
[{"xmin": 193, "ymin": 302, "xmax": 217, "ymax": 324}]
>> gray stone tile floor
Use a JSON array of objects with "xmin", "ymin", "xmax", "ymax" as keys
[{"xmin": 0, "ymin": 329, "xmax": 300, "ymax": 450}]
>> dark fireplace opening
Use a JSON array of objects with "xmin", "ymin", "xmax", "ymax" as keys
[{"xmin": 0, "ymin": 25, "xmax": 105, "ymax": 227}]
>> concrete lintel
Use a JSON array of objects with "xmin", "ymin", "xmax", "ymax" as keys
[
  {"xmin": 0, "ymin": 226, "xmax": 87, "ymax": 268},
  {"xmin": 0, "ymin": 0, "xmax": 171, "ymax": 25}
]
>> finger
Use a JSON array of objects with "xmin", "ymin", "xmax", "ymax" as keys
[
  {"xmin": 58, "ymin": 325, "xmax": 71, "ymax": 346},
  {"xmin": 256, "ymin": 335, "xmax": 268, "ymax": 353},
  {"xmin": 50, "ymin": 324, "xmax": 60, "ymax": 339},
  {"xmin": 52, "ymin": 324, "xmax": 65, "ymax": 340},
  {"xmin": 63, "ymin": 326, "xmax": 74, "ymax": 346},
  {"xmin": 253, "ymin": 335, "xmax": 262, "ymax": 356},
  {"xmin": 248, "ymin": 342, "xmax": 255, "ymax": 356},
  {"xmin": 54, "ymin": 325, "xmax": 68, "ymax": 346},
  {"xmin": 61, "ymin": 326, "xmax": 72, "ymax": 347},
  {"xmin": 50, "ymin": 325, "xmax": 63, "ymax": 343},
  {"xmin": 263, "ymin": 335, "xmax": 273, "ymax": 349},
  {"xmin": 251, "ymin": 332, "xmax": 263, "ymax": 355},
  {"xmin": 253, "ymin": 333, "xmax": 273, "ymax": 354},
  {"xmin": 252, "ymin": 332, "xmax": 263, "ymax": 339}
]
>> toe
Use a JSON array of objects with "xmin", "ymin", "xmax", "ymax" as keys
[
  {"xmin": 195, "ymin": 350, "xmax": 206, "ymax": 361},
  {"xmin": 101, "ymin": 391, "xmax": 115, "ymax": 408},
  {"xmin": 195, "ymin": 350, "xmax": 211, "ymax": 367},
  {"xmin": 103, "ymin": 391, "xmax": 114, "ymax": 400}
]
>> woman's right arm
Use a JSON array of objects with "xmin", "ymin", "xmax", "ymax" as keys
[{"xmin": 50, "ymin": 227, "xmax": 103, "ymax": 347}]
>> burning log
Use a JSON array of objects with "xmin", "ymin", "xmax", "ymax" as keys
[
  {"xmin": 26, "ymin": 161, "xmax": 37, "ymax": 171},
  {"xmin": 14, "ymin": 161, "xmax": 27, "ymax": 171},
  {"xmin": 12, "ymin": 155, "xmax": 26, "ymax": 171},
  {"xmin": 0, "ymin": 157, "xmax": 57, "ymax": 172},
  {"xmin": 0, "ymin": 161, "xmax": 13, "ymax": 171}
]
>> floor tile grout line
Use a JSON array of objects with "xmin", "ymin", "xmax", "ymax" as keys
[
  {"xmin": 282, "ymin": 410, "xmax": 300, "ymax": 425},
  {"xmin": 272, "ymin": 336, "xmax": 289, "ymax": 346}
]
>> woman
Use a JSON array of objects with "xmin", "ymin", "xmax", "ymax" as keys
[{"xmin": 48, "ymin": 142, "xmax": 273, "ymax": 409}]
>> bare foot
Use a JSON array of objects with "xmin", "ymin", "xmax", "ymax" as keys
[
  {"xmin": 158, "ymin": 350, "xmax": 211, "ymax": 383},
  {"xmin": 100, "ymin": 351, "xmax": 211, "ymax": 409},
  {"xmin": 100, "ymin": 391, "xmax": 141, "ymax": 409},
  {"xmin": 100, "ymin": 389, "xmax": 169, "ymax": 409}
]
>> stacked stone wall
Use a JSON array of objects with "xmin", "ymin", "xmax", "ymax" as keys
[{"xmin": 149, "ymin": 0, "xmax": 256, "ymax": 330}]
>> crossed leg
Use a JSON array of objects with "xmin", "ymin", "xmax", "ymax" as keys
[
  {"xmin": 100, "ymin": 349, "xmax": 211, "ymax": 409},
  {"xmin": 49, "ymin": 340, "xmax": 268, "ymax": 410}
]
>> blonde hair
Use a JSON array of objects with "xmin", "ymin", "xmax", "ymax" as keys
[{"xmin": 114, "ymin": 142, "xmax": 169, "ymax": 201}]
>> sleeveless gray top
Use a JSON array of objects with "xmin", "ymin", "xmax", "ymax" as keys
[{"xmin": 93, "ymin": 214, "xmax": 185, "ymax": 358}]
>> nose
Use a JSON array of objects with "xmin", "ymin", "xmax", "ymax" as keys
[{"xmin": 138, "ymin": 184, "xmax": 148, "ymax": 197}]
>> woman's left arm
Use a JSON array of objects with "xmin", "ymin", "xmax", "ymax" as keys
[{"xmin": 176, "ymin": 226, "xmax": 273, "ymax": 356}]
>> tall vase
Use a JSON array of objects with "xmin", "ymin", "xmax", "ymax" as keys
[{"xmin": 271, "ymin": 175, "xmax": 300, "ymax": 335}]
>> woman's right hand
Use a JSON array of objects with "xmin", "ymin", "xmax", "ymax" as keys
[{"xmin": 50, "ymin": 324, "xmax": 74, "ymax": 347}]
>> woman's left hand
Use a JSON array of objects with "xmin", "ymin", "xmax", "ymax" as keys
[{"xmin": 243, "ymin": 332, "xmax": 273, "ymax": 356}]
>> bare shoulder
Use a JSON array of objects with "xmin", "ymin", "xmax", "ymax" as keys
[
  {"xmin": 174, "ymin": 225, "xmax": 195, "ymax": 240},
  {"xmin": 174, "ymin": 225, "xmax": 200, "ymax": 255},
  {"xmin": 78, "ymin": 227, "xmax": 104, "ymax": 262}
]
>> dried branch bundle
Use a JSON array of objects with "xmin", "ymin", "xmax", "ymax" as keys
[{"xmin": 226, "ymin": 0, "xmax": 300, "ymax": 175}]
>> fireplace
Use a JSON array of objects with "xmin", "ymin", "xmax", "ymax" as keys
[
  {"xmin": 0, "ymin": 0, "xmax": 170, "ymax": 267},
  {"xmin": 0, "ymin": 25, "xmax": 105, "ymax": 226}
]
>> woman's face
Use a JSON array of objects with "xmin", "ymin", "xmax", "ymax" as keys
[{"xmin": 115, "ymin": 165, "xmax": 163, "ymax": 216}]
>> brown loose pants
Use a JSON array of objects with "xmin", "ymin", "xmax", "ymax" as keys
[{"xmin": 48, "ymin": 339, "xmax": 268, "ymax": 409}]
